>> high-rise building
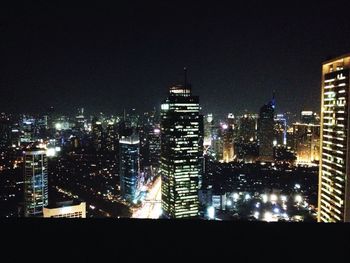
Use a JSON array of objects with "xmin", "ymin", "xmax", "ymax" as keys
[
  {"xmin": 0, "ymin": 115, "xmax": 11, "ymax": 149},
  {"xmin": 105, "ymin": 120, "xmax": 117, "ymax": 152},
  {"xmin": 293, "ymin": 123, "xmax": 320, "ymax": 164},
  {"xmin": 91, "ymin": 118, "xmax": 103, "ymax": 151},
  {"xmin": 160, "ymin": 71, "xmax": 201, "ymax": 218},
  {"xmin": 239, "ymin": 114, "xmax": 257, "ymax": 142},
  {"xmin": 222, "ymin": 123, "xmax": 234, "ymax": 163},
  {"xmin": 274, "ymin": 114, "xmax": 287, "ymax": 146},
  {"xmin": 258, "ymin": 96, "xmax": 275, "ymax": 161},
  {"xmin": 148, "ymin": 126, "xmax": 161, "ymax": 167},
  {"xmin": 75, "ymin": 108, "xmax": 86, "ymax": 130},
  {"xmin": 23, "ymin": 148, "xmax": 48, "ymax": 217},
  {"xmin": 318, "ymin": 54, "xmax": 350, "ymax": 222},
  {"xmin": 43, "ymin": 201, "xmax": 86, "ymax": 218},
  {"xmin": 119, "ymin": 133, "xmax": 140, "ymax": 203},
  {"xmin": 203, "ymin": 114, "xmax": 214, "ymax": 154}
]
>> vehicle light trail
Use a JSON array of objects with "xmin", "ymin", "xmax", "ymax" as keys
[{"xmin": 132, "ymin": 176, "xmax": 161, "ymax": 219}]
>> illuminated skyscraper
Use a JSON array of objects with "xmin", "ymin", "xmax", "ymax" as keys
[
  {"xmin": 238, "ymin": 114, "xmax": 257, "ymax": 142},
  {"xmin": 318, "ymin": 54, "xmax": 350, "ymax": 222},
  {"xmin": 274, "ymin": 114, "xmax": 287, "ymax": 146},
  {"xmin": 119, "ymin": 133, "xmax": 140, "ymax": 203},
  {"xmin": 222, "ymin": 121, "xmax": 234, "ymax": 163},
  {"xmin": 160, "ymin": 69, "xmax": 201, "ymax": 218},
  {"xmin": 293, "ymin": 123, "xmax": 320, "ymax": 164},
  {"xmin": 149, "ymin": 126, "xmax": 161, "ymax": 167},
  {"xmin": 105, "ymin": 120, "xmax": 117, "ymax": 152},
  {"xmin": 91, "ymin": 118, "xmax": 103, "ymax": 151},
  {"xmin": 258, "ymin": 95, "xmax": 275, "ymax": 161},
  {"xmin": 23, "ymin": 148, "xmax": 48, "ymax": 217},
  {"xmin": 75, "ymin": 108, "xmax": 85, "ymax": 130}
]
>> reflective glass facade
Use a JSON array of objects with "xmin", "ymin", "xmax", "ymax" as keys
[
  {"xmin": 24, "ymin": 150, "xmax": 48, "ymax": 217},
  {"xmin": 119, "ymin": 135, "xmax": 140, "ymax": 202}
]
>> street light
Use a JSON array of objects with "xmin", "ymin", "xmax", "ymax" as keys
[{"xmin": 295, "ymin": 195, "xmax": 302, "ymax": 203}]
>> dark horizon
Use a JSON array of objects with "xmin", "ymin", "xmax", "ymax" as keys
[{"xmin": 1, "ymin": 1, "xmax": 350, "ymax": 115}]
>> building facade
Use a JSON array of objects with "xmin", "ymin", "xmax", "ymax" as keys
[
  {"xmin": 119, "ymin": 133, "xmax": 140, "ymax": 203},
  {"xmin": 258, "ymin": 97, "xmax": 275, "ymax": 161},
  {"xmin": 318, "ymin": 54, "xmax": 350, "ymax": 222},
  {"xmin": 293, "ymin": 123, "xmax": 320, "ymax": 164},
  {"xmin": 23, "ymin": 149, "xmax": 48, "ymax": 217},
  {"xmin": 43, "ymin": 201, "xmax": 86, "ymax": 218},
  {"xmin": 160, "ymin": 82, "xmax": 201, "ymax": 218}
]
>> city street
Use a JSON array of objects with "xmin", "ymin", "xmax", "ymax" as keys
[{"xmin": 132, "ymin": 176, "xmax": 161, "ymax": 219}]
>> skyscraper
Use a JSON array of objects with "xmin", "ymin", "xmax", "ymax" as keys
[
  {"xmin": 238, "ymin": 114, "xmax": 257, "ymax": 142},
  {"xmin": 119, "ymin": 132, "xmax": 140, "ymax": 203},
  {"xmin": 293, "ymin": 123, "xmax": 320, "ymax": 164},
  {"xmin": 91, "ymin": 118, "xmax": 103, "ymax": 151},
  {"xmin": 23, "ymin": 148, "xmax": 48, "ymax": 217},
  {"xmin": 148, "ymin": 126, "xmax": 161, "ymax": 167},
  {"xmin": 274, "ymin": 114, "xmax": 287, "ymax": 146},
  {"xmin": 160, "ymin": 70, "xmax": 201, "ymax": 218},
  {"xmin": 258, "ymin": 95, "xmax": 275, "ymax": 162},
  {"xmin": 105, "ymin": 120, "xmax": 117, "ymax": 152},
  {"xmin": 318, "ymin": 54, "xmax": 350, "ymax": 222},
  {"xmin": 222, "ymin": 122, "xmax": 234, "ymax": 163}
]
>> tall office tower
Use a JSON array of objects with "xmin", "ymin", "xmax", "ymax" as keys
[
  {"xmin": 227, "ymin": 113, "xmax": 235, "ymax": 129},
  {"xmin": 203, "ymin": 113, "xmax": 214, "ymax": 155},
  {"xmin": 91, "ymin": 118, "xmax": 103, "ymax": 151},
  {"xmin": 105, "ymin": 120, "xmax": 117, "ymax": 152},
  {"xmin": 160, "ymin": 70, "xmax": 201, "ymax": 218},
  {"xmin": 274, "ymin": 114, "xmax": 287, "ymax": 146},
  {"xmin": 20, "ymin": 116, "xmax": 35, "ymax": 144},
  {"xmin": 238, "ymin": 114, "xmax": 257, "ymax": 142},
  {"xmin": 222, "ymin": 123, "xmax": 234, "ymax": 163},
  {"xmin": 148, "ymin": 126, "xmax": 161, "ymax": 167},
  {"xmin": 139, "ymin": 124, "xmax": 150, "ymax": 170},
  {"xmin": 75, "ymin": 108, "xmax": 85, "ymax": 130},
  {"xmin": 23, "ymin": 148, "xmax": 48, "ymax": 217},
  {"xmin": 124, "ymin": 108, "xmax": 139, "ymax": 128},
  {"xmin": 119, "ymin": 132, "xmax": 140, "ymax": 203},
  {"xmin": 258, "ymin": 95, "xmax": 275, "ymax": 161},
  {"xmin": 318, "ymin": 54, "xmax": 350, "ymax": 222},
  {"xmin": 0, "ymin": 115, "xmax": 11, "ymax": 149},
  {"xmin": 293, "ymin": 123, "xmax": 320, "ymax": 164},
  {"xmin": 198, "ymin": 114, "xmax": 204, "ymax": 189}
]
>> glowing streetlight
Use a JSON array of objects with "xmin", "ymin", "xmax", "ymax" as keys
[
  {"xmin": 270, "ymin": 194, "xmax": 278, "ymax": 203},
  {"xmin": 254, "ymin": 211, "xmax": 260, "ymax": 219},
  {"xmin": 295, "ymin": 195, "xmax": 303, "ymax": 203},
  {"xmin": 262, "ymin": 194, "xmax": 268, "ymax": 203},
  {"xmin": 273, "ymin": 207, "xmax": 280, "ymax": 214},
  {"xmin": 55, "ymin": 123, "xmax": 62, "ymax": 130}
]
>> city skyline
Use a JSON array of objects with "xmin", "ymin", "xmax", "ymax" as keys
[{"xmin": 2, "ymin": 2, "xmax": 350, "ymax": 115}]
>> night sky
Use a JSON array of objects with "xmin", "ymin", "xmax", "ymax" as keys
[{"xmin": 1, "ymin": 1, "xmax": 350, "ymax": 116}]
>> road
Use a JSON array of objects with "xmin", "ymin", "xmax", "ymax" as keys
[{"xmin": 132, "ymin": 176, "xmax": 162, "ymax": 219}]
